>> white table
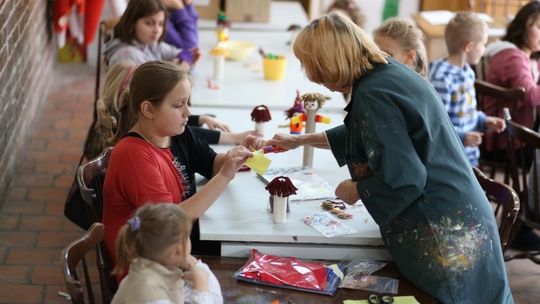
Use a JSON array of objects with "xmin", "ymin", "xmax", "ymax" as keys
[
  {"xmin": 190, "ymin": 30, "xmax": 346, "ymax": 112},
  {"xmin": 195, "ymin": 107, "xmax": 389, "ymax": 260},
  {"xmin": 198, "ymin": 1, "xmax": 309, "ymax": 32}
]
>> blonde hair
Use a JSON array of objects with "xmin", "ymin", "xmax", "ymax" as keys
[
  {"xmin": 293, "ymin": 12, "xmax": 387, "ymax": 88},
  {"xmin": 374, "ymin": 17, "xmax": 428, "ymax": 77},
  {"xmin": 113, "ymin": 203, "xmax": 192, "ymax": 275},
  {"xmin": 445, "ymin": 12, "xmax": 487, "ymax": 55}
]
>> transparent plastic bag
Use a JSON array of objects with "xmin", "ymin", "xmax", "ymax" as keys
[{"xmin": 339, "ymin": 260, "xmax": 398, "ymax": 294}]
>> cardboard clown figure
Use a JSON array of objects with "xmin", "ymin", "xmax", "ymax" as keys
[
  {"xmin": 251, "ymin": 105, "xmax": 272, "ymax": 136},
  {"xmin": 265, "ymin": 176, "xmax": 297, "ymax": 223},
  {"xmin": 290, "ymin": 93, "xmax": 331, "ymax": 167}
]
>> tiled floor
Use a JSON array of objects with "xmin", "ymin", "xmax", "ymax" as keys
[{"xmin": 0, "ymin": 63, "xmax": 539, "ymax": 303}]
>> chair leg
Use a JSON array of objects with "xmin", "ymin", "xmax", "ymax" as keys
[{"xmin": 82, "ymin": 257, "xmax": 96, "ymax": 304}]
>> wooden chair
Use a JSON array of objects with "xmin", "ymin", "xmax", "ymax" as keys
[
  {"xmin": 473, "ymin": 167, "xmax": 520, "ymax": 254},
  {"xmin": 76, "ymin": 146, "xmax": 117, "ymax": 301},
  {"xmin": 82, "ymin": 20, "xmax": 116, "ymax": 161},
  {"xmin": 474, "ymin": 79, "xmax": 525, "ymax": 182},
  {"xmin": 61, "ymin": 223, "xmax": 105, "ymax": 304},
  {"xmin": 77, "ymin": 146, "xmax": 113, "ymax": 223},
  {"xmin": 504, "ymin": 107, "xmax": 540, "ymax": 263}
]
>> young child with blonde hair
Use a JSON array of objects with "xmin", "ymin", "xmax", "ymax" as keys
[
  {"xmin": 428, "ymin": 12, "xmax": 505, "ymax": 166},
  {"xmin": 112, "ymin": 203, "xmax": 222, "ymax": 303},
  {"xmin": 373, "ymin": 17, "xmax": 428, "ymax": 77}
]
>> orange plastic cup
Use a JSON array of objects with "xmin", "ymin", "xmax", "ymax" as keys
[{"xmin": 263, "ymin": 57, "xmax": 287, "ymax": 81}]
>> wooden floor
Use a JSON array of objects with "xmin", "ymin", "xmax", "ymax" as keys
[{"xmin": 0, "ymin": 63, "xmax": 538, "ymax": 303}]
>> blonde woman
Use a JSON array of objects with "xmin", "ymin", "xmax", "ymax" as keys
[
  {"xmin": 373, "ymin": 17, "xmax": 428, "ymax": 77},
  {"xmin": 267, "ymin": 13, "xmax": 512, "ymax": 303}
]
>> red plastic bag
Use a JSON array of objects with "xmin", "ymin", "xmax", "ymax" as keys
[{"xmin": 235, "ymin": 249, "xmax": 344, "ymax": 295}]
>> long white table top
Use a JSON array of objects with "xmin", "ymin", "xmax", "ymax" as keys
[
  {"xmin": 198, "ymin": 1, "xmax": 309, "ymax": 32},
  {"xmin": 195, "ymin": 107, "xmax": 384, "ymax": 248},
  {"xmin": 190, "ymin": 30, "xmax": 346, "ymax": 111}
]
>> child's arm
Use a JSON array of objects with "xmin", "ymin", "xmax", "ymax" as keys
[{"xmin": 183, "ymin": 259, "xmax": 223, "ymax": 304}]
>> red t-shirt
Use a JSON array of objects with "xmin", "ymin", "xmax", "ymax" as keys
[{"xmin": 102, "ymin": 136, "xmax": 184, "ymax": 267}]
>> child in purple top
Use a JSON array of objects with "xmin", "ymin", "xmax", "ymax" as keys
[{"xmin": 163, "ymin": 0, "xmax": 199, "ymax": 65}]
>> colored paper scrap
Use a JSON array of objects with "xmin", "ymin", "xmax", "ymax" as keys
[{"xmin": 244, "ymin": 150, "xmax": 271, "ymax": 175}]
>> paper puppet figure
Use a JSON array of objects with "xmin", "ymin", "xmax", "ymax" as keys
[
  {"xmin": 284, "ymin": 90, "xmax": 305, "ymax": 134},
  {"xmin": 265, "ymin": 176, "xmax": 298, "ymax": 223},
  {"xmin": 295, "ymin": 93, "xmax": 331, "ymax": 167},
  {"xmin": 216, "ymin": 11, "xmax": 230, "ymax": 42},
  {"xmin": 251, "ymin": 105, "xmax": 272, "ymax": 136},
  {"xmin": 209, "ymin": 47, "xmax": 228, "ymax": 80}
]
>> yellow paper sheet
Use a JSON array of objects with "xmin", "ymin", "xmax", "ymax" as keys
[
  {"xmin": 343, "ymin": 296, "xmax": 419, "ymax": 304},
  {"xmin": 244, "ymin": 150, "xmax": 271, "ymax": 175}
]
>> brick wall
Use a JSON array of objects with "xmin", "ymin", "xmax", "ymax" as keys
[{"xmin": 0, "ymin": 1, "xmax": 55, "ymax": 203}]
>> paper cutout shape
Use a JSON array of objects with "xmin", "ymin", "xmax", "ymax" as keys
[{"xmin": 245, "ymin": 150, "xmax": 271, "ymax": 175}]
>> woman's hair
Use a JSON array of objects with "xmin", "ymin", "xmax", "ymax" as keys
[
  {"xmin": 293, "ymin": 12, "xmax": 387, "ymax": 88},
  {"xmin": 326, "ymin": 0, "xmax": 365, "ymax": 28},
  {"xmin": 113, "ymin": 203, "xmax": 192, "ymax": 275},
  {"xmin": 113, "ymin": 0, "xmax": 168, "ymax": 43},
  {"xmin": 113, "ymin": 60, "xmax": 191, "ymax": 142},
  {"xmin": 374, "ymin": 17, "xmax": 428, "ymax": 77},
  {"xmin": 503, "ymin": 1, "xmax": 540, "ymax": 49}
]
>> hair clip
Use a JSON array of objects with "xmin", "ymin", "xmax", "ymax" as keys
[{"xmin": 127, "ymin": 216, "xmax": 141, "ymax": 231}]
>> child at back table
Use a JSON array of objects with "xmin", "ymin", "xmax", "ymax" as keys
[
  {"xmin": 112, "ymin": 203, "xmax": 223, "ymax": 304},
  {"xmin": 373, "ymin": 17, "xmax": 428, "ymax": 77},
  {"xmin": 104, "ymin": 0, "xmax": 198, "ymax": 71},
  {"xmin": 428, "ymin": 12, "xmax": 505, "ymax": 166}
]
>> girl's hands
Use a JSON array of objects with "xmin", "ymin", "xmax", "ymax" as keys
[
  {"xmin": 199, "ymin": 115, "xmax": 232, "ymax": 132},
  {"xmin": 182, "ymin": 258, "xmax": 209, "ymax": 292},
  {"xmin": 335, "ymin": 179, "xmax": 360, "ymax": 204},
  {"xmin": 219, "ymin": 146, "xmax": 253, "ymax": 180},
  {"xmin": 240, "ymin": 134, "xmax": 266, "ymax": 150}
]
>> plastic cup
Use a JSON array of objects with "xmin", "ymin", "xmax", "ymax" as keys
[{"xmin": 263, "ymin": 57, "xmax": 287, "ymax": 81}]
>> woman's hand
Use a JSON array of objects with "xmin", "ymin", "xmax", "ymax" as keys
[
  {"xmin": 161, "ymin": 0, "xmax": 184, "ymax": 10},
  {"xmin": 219, "ymin": 146, "xmax": 253, "ymax": 180},
  {"xmin": 335, "ymin": 179, "xmax": 360, "ymax": 204},
  {"xmin": 199, "ymin": 115, "xmax": 232, "ymax": 132},
  {"xmin": 266, "ymin": 133, "xmax": 301, "ymax": 150}
]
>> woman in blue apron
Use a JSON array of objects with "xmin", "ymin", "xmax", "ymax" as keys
[{"xmin": 267, "ymin": 13, "xmax": 513, "ymax": 303}]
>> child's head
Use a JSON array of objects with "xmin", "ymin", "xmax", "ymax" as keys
[
  {"xmin": 113, "ymin": 203, "xmax": 192, "ymax": 274},
  {"xmin": 114, "ymin": 0, "xmax": 168, "ymax": 45},
  {"xmin": 128, "ymin": 60, "xmax": 192, "ymax": 137},
  {"xmin": 373, "ymin": 17, "xmax": 428, "ymax": 77},
  {"xmin": 326, "ymin": 0, "xmax": 365, "ymax": 28},
  {"xmin": 444, "ymin": 12, "xmax": 488, "ymax": 64},
  {"xmin": 96, "ymin": 61, "xmax": 138, "ymax": 146},
  {"xmin": 293, "ymin": 12, "xmax": 387, "ymax": 93},
  {"xmin": 504, "ymin": 1, "xmax": 540, "ymax": 53}
]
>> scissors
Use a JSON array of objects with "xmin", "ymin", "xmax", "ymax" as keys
[{"xmin": 368, "ymin": 294, "xmax": 394, "ymax": 304}]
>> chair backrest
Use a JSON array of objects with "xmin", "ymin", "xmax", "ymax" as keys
[
  {"xmin": 504, "ymin": 108, "xmax": 540, "ymax": 229},
  {"xmin": 474, "ymin": 79, "xmax": 525, "ymax": 112},
  {"xmin": 473, "ymin": 167, "xmax": 520, "ymax": 251},
  {"xmin": 95, "ymin": 20, "xmax": 116, "ymax": 102},
  {"xmin": 61, "ymin": 223, "xmax": 105, "ymax": 304},
  {"xmin": 77, "ymin": 146, "xmax": 113, "ymax": 223}
]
